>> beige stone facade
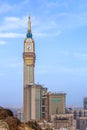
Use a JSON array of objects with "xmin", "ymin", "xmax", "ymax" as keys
[
  {"xmin": 50, "ymin": 114, "xmax": 76, "ymax": 130},
  {"xmin": 47, "ymin": 92, "xmax": 66, "ymax": 121}
]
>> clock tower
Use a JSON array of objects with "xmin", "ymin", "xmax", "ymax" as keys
[
  {"xmin": 23, "ymin": 16, "xmax": 35, "ymax": 85},
  {"xmin": 23, "ymin": 16, "xmax": 35, "ymax": 121}
]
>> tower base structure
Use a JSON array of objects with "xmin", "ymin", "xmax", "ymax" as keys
[{"xmin": 24, "ymin": 84, "xmax": 48, "ymax": 122}]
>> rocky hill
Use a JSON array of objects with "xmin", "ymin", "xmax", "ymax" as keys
[{"xmin": 0, "ymin": 107, "xmax": 42, "ymax": 130}]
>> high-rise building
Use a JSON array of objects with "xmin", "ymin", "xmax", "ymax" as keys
[
  {"xmin": 23, "ymin": 17, "xmax": 48, "ymax": 121},
  {"xmin": 83, "ymin": 97, "xmax": 87, "ymax": 110},
  {"xmin": 23, "ymin": 17, "xmax": 66, "ymax": 122}
]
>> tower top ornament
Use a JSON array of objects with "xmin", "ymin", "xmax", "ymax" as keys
[
  {"xmin": 28, "ymin": 16, "xmax": 31, "ymax": 33},
  {"xmin": 27, "ymin": 16, "xmax": 32, "ymax": 38}
]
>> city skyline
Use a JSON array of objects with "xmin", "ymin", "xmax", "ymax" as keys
[{"xmin": 0, "ymin": 0, "xmax": 87, "ymax": 108}]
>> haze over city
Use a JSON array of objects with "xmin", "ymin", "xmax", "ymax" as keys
[{"xmin": 0, "ymin": 0, "xmax": 87, "ymax": 108}]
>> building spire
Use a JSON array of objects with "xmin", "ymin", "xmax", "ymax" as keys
[
  {"xmin": 28, "ymin": 16, "xmax": 31, "ymax": 33},
  {"xmin": 27, "ymin": 16, "xmax": 32, "ymax": 38}
]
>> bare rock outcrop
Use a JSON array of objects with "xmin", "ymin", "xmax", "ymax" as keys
[
  {"xmin": 4, "ymin": 116, "xmax": 21, "ymax": 130},
  {"xmin": 0, "ymin": 107, "xmax": 34, "ymax": 130}
]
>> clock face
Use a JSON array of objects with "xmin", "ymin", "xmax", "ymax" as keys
[{"xmin": 26, "ymin": 44, "xmax": 32, "ymax": 51}]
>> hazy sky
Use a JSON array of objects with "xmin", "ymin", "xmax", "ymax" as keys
[{"xmin": 0, "ymin": 0, "xmax": 87, "ymax": 108}]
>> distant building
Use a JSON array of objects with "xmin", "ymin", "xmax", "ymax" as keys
[
  {"xmin": 17, "ymin": 108, "xmax": 23, "ymax": 122},
  {"xmin": 77, "ymin": 117, "xmax": 87, "ymax": 130},
  {"xmin": 83, "ymin": 97, "xmax": 87, "ymax": 110},
  {"xmin": 37, "ymin": 114, "xmax": 76, "ymax": 130},
  {"xmin": 67, "ymin": 107, "xmax": 87, "ymax": 130},
  {"xmin": 67, "ymin": 108, "xmax": 87, "ymax": 119},
  {"xmin": 49, "ymin": 114, "xmax": 76, "ymax": 130}
]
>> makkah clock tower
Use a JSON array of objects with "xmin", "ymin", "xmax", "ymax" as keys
[
  {"xmin": 23, "ymin": 17, "xmax": 66, "ymax": 122},
  {"xmin": 23, "ymin": 16, "xmax": 36, "ymax": 121},
  {"xmin": 23, "ymin": 16, "xmax": 35, "ymax": 85}
]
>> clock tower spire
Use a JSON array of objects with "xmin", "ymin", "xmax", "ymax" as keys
[
  {"xmin": 27, "ymin": 16, "xmax": 32, "ymax": 38},
  {"xmin": 28, "ymin": 16, "xmax": 31, "ymax": 33}
]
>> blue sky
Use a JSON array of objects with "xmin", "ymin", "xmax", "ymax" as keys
[{"xmin": 0, "ymin": 0, "xmax": 87, "ymax": 108}]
